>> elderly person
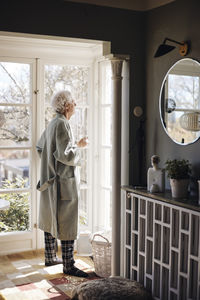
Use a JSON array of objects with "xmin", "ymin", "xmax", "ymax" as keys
[{"xmin": 36, "ymin": 90, "xmax": 88, "ymax": 277}]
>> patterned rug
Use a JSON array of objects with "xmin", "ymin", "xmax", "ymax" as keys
[{"xmin": 0, "ymin": 250, "xmax": 99, "ymax": 300}]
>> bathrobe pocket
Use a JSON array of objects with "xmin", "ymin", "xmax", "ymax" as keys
[{"xmin": 59, "ymin": 177, "xmax": 77, "ymax": 200}]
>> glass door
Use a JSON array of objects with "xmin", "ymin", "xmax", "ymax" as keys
[
  {"xmin": 43, "ymin": 63, "xmax": 91, "ymax": 231},
  {"xmin": 95, "ymin": 60, "xmax": 112, "ymax": 232},
  {"xmin": 0, "ymin": 58, "xmax": 37, "ymax": 254}
]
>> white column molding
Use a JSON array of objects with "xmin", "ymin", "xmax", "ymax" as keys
[
  {"xmin": 111, "ymin": 59, "xmax": 123, "ymax": 80},
  {"xmin": 110, "ymin": 57, "xmax": 124, "ymax": 276}
]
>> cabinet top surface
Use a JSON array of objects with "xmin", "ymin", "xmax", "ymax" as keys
[{"xmin": 122, "ymin": 186, "xmax": 200, "ymax": 213}]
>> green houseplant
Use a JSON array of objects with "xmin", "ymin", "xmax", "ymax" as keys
[{"xmin": 165, "ymin": 159, "xmax": 191, "ymax": 198}]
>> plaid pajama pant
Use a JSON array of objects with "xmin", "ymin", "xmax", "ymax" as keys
[{"xmin": 44, "ymin": 232, "xmax": 75, "ymax": 270}]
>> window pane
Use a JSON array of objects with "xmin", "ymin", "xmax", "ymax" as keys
[
  {"xmin": 98, "ymin": 60, "xmax": 112, "ymax": 233},
  {"xmin": 79, "ymin": 189, "xmax": 88, "ymax": 226},
  {"xmin": 101, "ymin": 189, "xmax": 112, "ymax": 229},
  {"xmin": 70, "ymin": 107, "xmax": 88, "ymax": 142},
  {"xmin": 0, "ymin": 106, "xmax": 31, "ymax": 146},
  {"xmin": 0, "ymin": 62, "xmax": 31, "ymax": 104},
  {"xmin": 101, "ymin": 148, "xmax": 111, "ymax": 187},
  {"xmin": 0, "ymin": 150, "xmax": 30, "ymax": 189},
  {"xmin": 44, "ymin": 64, "xmax": 89, "ymax": 108},
  {"xmin": 168, "ymin": 74, "xmax": 199, "ymax": 109},
  {"xmin": 44, "ymin": 65, "xmax": 89, "ymax": 142},
  {"xmin": 100, "ymin": 61, "xmax": 111, "ymax": 105},
  {"xmin": 101, "ymin": 107, "xmax": 111, "ymax": 145},
  {"xmin": 80, "ymin": 149, "xmax": 88, "ymax": 185},
  {"xmin": 0, "ymin": 192, "xmax": 30, "ymax": 233},
  {"xmin": 45, "ymin": 106, "xmax": 56, "ymax": 128}
]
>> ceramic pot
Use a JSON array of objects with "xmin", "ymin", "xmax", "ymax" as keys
[{"xmin": 170, "ymin": 178, "xmax": 189, "ymax": 198}]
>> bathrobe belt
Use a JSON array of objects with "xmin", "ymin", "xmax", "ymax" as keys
[{"xmin": 37, "ymin": 176, "xmax": 56, "ymax": 192}]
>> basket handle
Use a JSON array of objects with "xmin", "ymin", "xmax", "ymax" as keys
[{"xmin": 91, "ymin": 234, "xmax": 110, "ymax": 244}]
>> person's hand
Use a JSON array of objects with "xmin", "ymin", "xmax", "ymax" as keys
[{"xmin": 77, "ymin": 137, "xmax": 88, "ymax": 148}]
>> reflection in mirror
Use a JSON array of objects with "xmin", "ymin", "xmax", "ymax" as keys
[{"xmin": 160, "ymin": 58, "xmax": 200, "ymax": 145}]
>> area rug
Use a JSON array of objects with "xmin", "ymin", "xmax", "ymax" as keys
[{"xmin": 0, "ymin": 251, "xmax": 99, "ymax": 300}]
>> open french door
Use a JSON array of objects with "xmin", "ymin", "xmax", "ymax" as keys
[{"xmin": 0, "ymin": 58, "xmax": 37, "ymax": 254}]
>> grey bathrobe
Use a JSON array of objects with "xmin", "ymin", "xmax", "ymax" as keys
[{"xmin": 36, "ymin": 113, "xmax": 81, "ymax": 240}]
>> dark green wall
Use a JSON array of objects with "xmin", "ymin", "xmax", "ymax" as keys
[
  {"xmin": 146, "ymin": 0, "xmax": 200, "ymax": 194},
  {"xmin": 0, "ymin": 0, "xmax": 146, "ymax": 186}
]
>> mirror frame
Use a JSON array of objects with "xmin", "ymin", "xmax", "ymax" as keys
[{"xmin": 159, "ymin": 58, "xmax": 200, "ymax": 146}]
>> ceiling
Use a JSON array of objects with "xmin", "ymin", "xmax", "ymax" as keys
[{"xmin": 64, "ymin": 0, "xmax": 175, "ymax": 11}]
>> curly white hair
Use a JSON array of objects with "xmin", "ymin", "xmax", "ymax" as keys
[{"xmin": 51, "ymin": 90, "xmax": 73, "ymax": 114}]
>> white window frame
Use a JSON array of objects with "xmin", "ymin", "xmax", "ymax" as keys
[
  {"xmin": 0, "ymin": 56, "xmax": 37, "ymax": 254},
  {"xmin": 93, "ymin": 59, "xmax": 112, "ymax": 232}
]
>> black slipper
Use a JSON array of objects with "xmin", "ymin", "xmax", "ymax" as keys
[
  {"xmin": 45, "ymin": 258, "xmax": 63, "ymax": 266},
  {"xmin": 63, "ymin": 266, "xmax": 89, "ymax": 277}
]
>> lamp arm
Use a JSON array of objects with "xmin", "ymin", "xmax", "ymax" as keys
[{"xmin": 163, "ymin": 38, "xmax": 184, "ymax": 46}]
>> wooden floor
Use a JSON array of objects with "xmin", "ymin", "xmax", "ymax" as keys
[{"xmin": 0, "ymin": 249, "xmax": 96, "ymax": 300}]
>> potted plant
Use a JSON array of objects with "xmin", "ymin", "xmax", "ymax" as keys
[{"xmin": 165, "ymin": 159, "xmax": 191, "ymax": 198}]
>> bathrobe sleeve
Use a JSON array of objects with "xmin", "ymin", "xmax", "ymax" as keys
[
  {"xmin": 53, "ymin": 119, "xmax": 81, "ymax": 166},
  {"xmin": 36, "ymin": 132, "xmax": 45, "ymax": 158}
]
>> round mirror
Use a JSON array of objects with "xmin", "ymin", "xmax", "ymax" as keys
[{"xmin": 160, "ymin": 58, "xmax": 200, "ymax": 145}]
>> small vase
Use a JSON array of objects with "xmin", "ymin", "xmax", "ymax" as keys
[{"xmin": 170, "ymin": 178, "xmax": 189, "ymax": 198}]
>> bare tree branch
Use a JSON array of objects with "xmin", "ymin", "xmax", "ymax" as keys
[{"xmin": 0, "ymin": 63, "xmax": 25, "ymax": 100}]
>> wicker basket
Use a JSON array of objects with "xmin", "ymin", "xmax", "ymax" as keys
[{"xmin": 91, "ymin": 234, "xmax": 111, "ymax": 277}]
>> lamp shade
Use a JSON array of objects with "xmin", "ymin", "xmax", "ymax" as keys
[
  {"xmin": 179, "ymin": 112, "xmax": 200, "ymax": 131},
  {"xmin": 154, "ymin": 44, "xmax": 176, "ymax": 57}
]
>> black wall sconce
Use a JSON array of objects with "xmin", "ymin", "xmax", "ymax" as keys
[{"xmin": 154, "ymin": 38, "xmax": 190, "ymax": 58}]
